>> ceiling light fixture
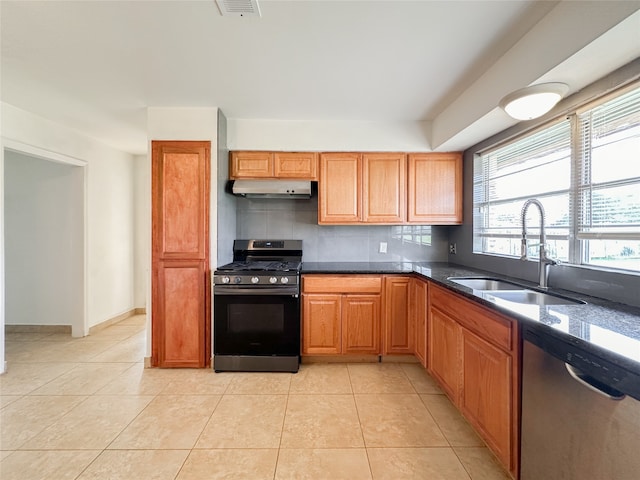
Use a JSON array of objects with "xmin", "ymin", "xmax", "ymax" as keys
[{"xmin": 499, "ymin": 82, "xmax": 569, "ymax": 121}]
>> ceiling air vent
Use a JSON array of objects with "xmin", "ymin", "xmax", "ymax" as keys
[{"xmin": 216, "ymin": 0, "xmax": 261, "ymax": 17}]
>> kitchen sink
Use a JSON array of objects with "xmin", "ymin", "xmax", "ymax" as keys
[
  {"xmin": 483, "ymin": 290, "xmax": 586, "ymax": 306},
  {"xmin": 448, "ymin": 277, "xmax": 524, "ymax": 291}
]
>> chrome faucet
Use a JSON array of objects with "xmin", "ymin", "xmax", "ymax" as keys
[{"xmin": 520, "ymin": 199, "xmax": 558, "ymax": 289}]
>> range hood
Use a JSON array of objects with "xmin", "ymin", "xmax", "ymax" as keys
[{"xmin": 230, "ymin": 179, "xmax": 312, "ymax": 199}]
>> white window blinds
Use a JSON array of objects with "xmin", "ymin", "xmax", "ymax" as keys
[
  {"xmin": 576, "ymin": 86, "xmax": 640, "ymax": 241},
  {"xmin": 474, "ymin": 120, "xmax": 571, "ymax": 260}
]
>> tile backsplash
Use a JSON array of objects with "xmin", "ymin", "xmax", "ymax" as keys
[{"xmin": 234, "ymin": 196, "xmax": 450, "ymax": 263}]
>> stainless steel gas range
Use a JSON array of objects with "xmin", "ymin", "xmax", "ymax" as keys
[{"xmin": 212, "ymin": 240, "xmax": 302, "ymax": 373}]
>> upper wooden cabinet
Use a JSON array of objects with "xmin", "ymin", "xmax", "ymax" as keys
[
  {"xmin": 318, "ymin": 153, "xmax": 362, "ymax": 223},
  {"xmin": 274, "ymin": 152, "xmax": 318, "ymax": 179},
  {"xmin": 362, "ymin": 153, "xmax": 406, "ymax": 223},
  {"xmin": 319, "ymin": 152, "xmax": 406, "ymax": 225},
  {"xmin": 407, "ymin": 152, "xmax": 462, "ymax": 224},
  {"xmin": 230, "ymin": 151, "xmax": 273, "ymax": 178},
  {"xmin": 319, "ymin": 151, "xmax": 461, "ymax": 225},
  {"xmin": 230, "ymin": 151, "xmax": 318, "ymax": 180}
]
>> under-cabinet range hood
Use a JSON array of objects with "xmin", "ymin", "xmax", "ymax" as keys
[{"xmin": 230, "ymin": 179, "xmax": 312, "ymax": 199}]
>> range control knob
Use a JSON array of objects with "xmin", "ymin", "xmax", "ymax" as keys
[
  {"xmin": 280, "ymin": 277, "xmax": 289, "ymax": 284},
  {"xmin": 221, "ymin": 276, "xmax": 230, "ymax": 284},
  {"xmin": 251, "ymin": 276, "xmax": 260, "ymax": 284},
  {"xmin": 234, "ymin": 276, "xmax": 242, "ymax": 284},
  {"xmin": 269, "ymin": 277, "xmax": 278, "ymax": 284}
]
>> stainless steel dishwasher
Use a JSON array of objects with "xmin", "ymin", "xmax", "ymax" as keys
[{"xmin": 521, "ymin": 326, "xmax": 640, "ymax": 480}]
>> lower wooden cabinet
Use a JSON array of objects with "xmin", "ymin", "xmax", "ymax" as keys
[
  {"xmin": 302, "ymin": 275, "xmax": 382, "ymax": 355},
  {"xmin": 427, "ymin": 283, "xmax": 519, "ymax": 477},
  {"xmin": 428, "ymin": 305, "xmax": 461, "ymax": 399},
  {"xmin": 410, "ymin": 277, "xmax": 428, "ymax": 367},
  {"xmin": 461, "ymin": 328, "xmax": 512, "ymax": 468},
  {"xmin": 342, "ymin": 295, "xmax": 381, "ymax": 354},
  {"xmin": 302, "ymin": 294, "xmax": 341, "ymax": 355},
  {"xmin": 383, "ymin": 276, "xmax": 412, "ymax": 354},
  {"xmin": 301, "ymin": 273, "xmax": 519, "ymax": 477}
]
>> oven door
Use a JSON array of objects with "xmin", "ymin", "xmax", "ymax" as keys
[{"xmin": 213, "ymin": 287, "xmax": 300, "ymax": 366}]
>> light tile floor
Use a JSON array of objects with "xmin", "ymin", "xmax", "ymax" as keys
[{"xmin": 0, "ymin": 315, "xmax": 512, "ymax": 480}]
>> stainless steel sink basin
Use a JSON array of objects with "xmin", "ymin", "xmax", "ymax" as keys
[
  {"xmin": 448, "ymin": 277, "xmax": 524, "ymax": 291},
  {"xmin": 484, "ymin": 290, "xmax": 586, "ymax": 306}
]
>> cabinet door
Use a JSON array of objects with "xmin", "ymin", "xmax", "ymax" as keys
[
  {"xmin": 318, "ymin": 153, "xmax": 361, "ymax": 224},
  {"xmin": 383, "ymin": 276, "xmax": 412, "ymax": 354},
  {"xmin": 461, "ymin": 329, "xmax": 512, "ymax": 470},
  {"xmin": 155, "ymin": 261, "xmax": 208, "ymax": 368},
  {"xmin": 411, "ymin": 278, "xmax": 428, "ymax": 367},
  {"xmin": 407, "ymin": 153, "xmax": 462, "ymax": 224},
  {"xmin": 230, "ymin": 151, "xmax": 273, "ymax": 178},
  {"xmin": 362, "ymin": 153, "xmax": 406, "ymax": 223},
  {"xmin": 152, "ymin": 141, "xmax": 210, "ymax": 368},
  {"xmin": 302, "ymin": 294, "xmax": 341, "ymax": 354},
  {"xmin": 428, "ymin": 306, "xmax": 461, "ymax": 400},
  {"xmin": 274, "ymin": 152, "xmax": 318, "ymax": 179},
  {"xmin": 342, "ymin": 294, "xmax": 381, "ymax": 354}
]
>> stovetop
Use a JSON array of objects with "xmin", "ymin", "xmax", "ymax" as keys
[{"xmin": 216, "ymin": 260, "xmax": 302, "ymax": 273}]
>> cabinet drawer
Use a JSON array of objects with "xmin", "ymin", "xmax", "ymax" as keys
[
  {"xmin": 303, "ymin": 275, "xmax": 382, "ymax": 294},
  {"xmin": 430, "ymin": 284, "xmax": 513, "ymax": 352}
]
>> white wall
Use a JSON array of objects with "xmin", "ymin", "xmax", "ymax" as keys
[
  {"xmin": 133, "ymin": 154, "xmax": 148, "ymax": 309},
  {"xmin": 87, "ymin": 148, "xmax": 135, "ymax": 327},
  {"xmin": 227, "ymin": 119, "xmax": 433, "ymax": 151},
  {"xmin": 4, "ymin": 151, "xmax": 84, "ymax": 327},
  {"xmin": 1, "ymin": 103, "xmax": 137, "ymax": 333},
  {"xmin": 146, "ymin": 107, "xmax": 219, "ymax": 359}
]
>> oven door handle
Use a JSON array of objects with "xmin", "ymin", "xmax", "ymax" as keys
[{"xmin": 214, "ymin": 286, "xmax": 299, "ymax": 296}]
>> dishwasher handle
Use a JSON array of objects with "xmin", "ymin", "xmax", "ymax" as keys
[{"xmin": 565, "ymin": 363, "xmax": 626, "ymax": 400}]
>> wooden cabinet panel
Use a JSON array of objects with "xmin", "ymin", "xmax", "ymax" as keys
[
  {"xmin": 407, "ymin": 153, "xmax": 462, "ymax": 224},
  {"xmin": 230, "ymin": 151, "xmax": 273, "ymax": 178},
  {"xmin": 319, "ymin": 153, "xmax": 361, "ymax": 224},
  {"xmin": 153, "ymin": 143, "xmax": 209, "ymax": 260},
  {"xmin": 428, "ymin": 282, "xmax": 519, "ymax": 477},
  {"xmin": 274, "ymin": 152, "xmax": 318, "ymax": 179},
  {"xmin": 362, "ymin": 153, "xmax": 406, "ymax": 223},
  {"xmin": 430, "ymin": 284, "xmax": 513, "ymax": 352},
  {"xmin": 411, "ymin": 278, "xmax": 428, "ymax": 367},
  {"xmin": 383, "ymin": 276, "xmax": 412, "ymax": 354},
  {"xmin": 303, "ymin": 275, "xmax": 382, "ymax": 294},
  {"xmin": 342, "ymin": 295, "xmax": 381, "ymax": 354},
  {"xmin": 428, "ymin": 306, "xmax": 461, "ymax": 400},
  {"xmin": 151, "ymin": 141, "xmax": 210, "ymax": 368},
  {"xmin": 302, "ymin": 275, "xmax": 382, "ymax": 356},
  {"xmin": 461, "ymin": 329, "xmax": 513, "ymax": 469},
  {"xmin": 302, "ymin": 294, "xmax": 342, "ymax": 355},
  {"xmin": 156, "ymin": 261, "xmax": 207, "ymax": 367}
]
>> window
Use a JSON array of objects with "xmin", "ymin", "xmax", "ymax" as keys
[
  {"xmin": 474, "ymin": 83, "xmax": 640, "ymax": 273},
  {"xmin": 576, "ymin": 86, "xmax": 640, "ymax": 271}
]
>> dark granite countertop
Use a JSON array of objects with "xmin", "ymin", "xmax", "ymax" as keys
[{"xmin": 301, "ymin": 261, "xmax": 640, "ymax": 397}]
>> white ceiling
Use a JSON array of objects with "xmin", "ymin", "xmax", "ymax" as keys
[{"xmin": 2, "ymin": 0, "xmax": 639, "ymax": 155}]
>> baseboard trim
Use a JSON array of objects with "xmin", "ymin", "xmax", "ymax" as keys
[
  {"xmin": 301, "ymin": 354, "xmax": 420, "ymax": 364},
  {"xmin": 89, "ymin": 308, "xmax": 146, "ymax": 335},
  {"xmin": 301, "ymin": 355, "xmax": 379, "ymax": 364},
  {"xmin": 5, "ymin": 324, "xmax": 72, "ymax": 334}
]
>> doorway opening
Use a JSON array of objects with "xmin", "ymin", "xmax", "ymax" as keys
[{"xmin": 3, "ymin": 146, "xmax": 86, "ymax": 338}]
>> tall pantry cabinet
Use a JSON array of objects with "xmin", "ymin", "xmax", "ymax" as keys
[{"xmin": 151, "ymin": 141, "xmax": 211, "ymax": 368}]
